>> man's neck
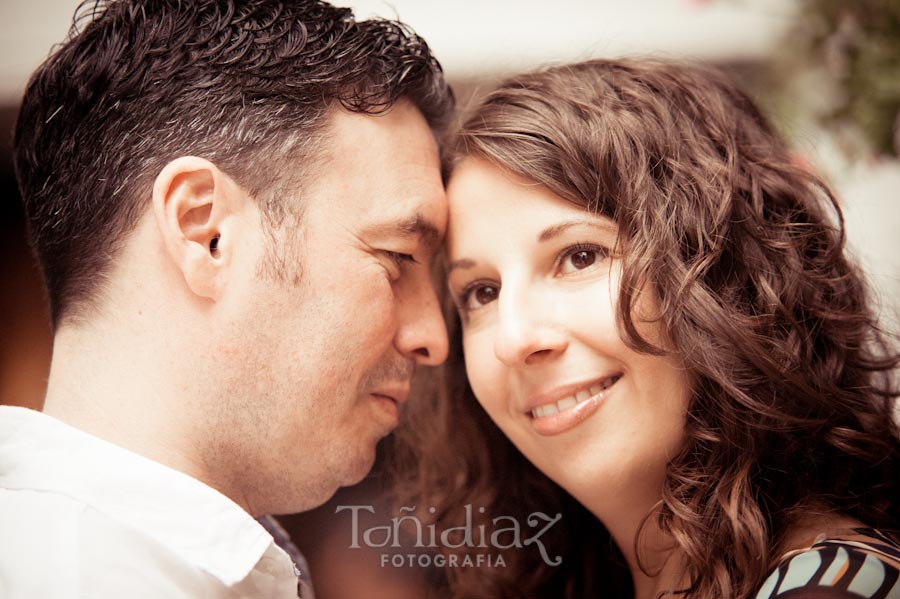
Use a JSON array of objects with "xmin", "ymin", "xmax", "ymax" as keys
[{"xmin": 42, "ymin": 321, "xmax": 228, "ymax": 505}]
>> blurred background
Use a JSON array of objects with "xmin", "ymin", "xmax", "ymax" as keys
[{"xmin": 1, "ymin": 1, "xmax": 898, "ymax": 597}]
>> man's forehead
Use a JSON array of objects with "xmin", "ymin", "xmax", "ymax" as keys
[
  {"xmin": 297, "ymin": 100, "xmax": 448, "ymax": 248},
  {"xmin": 320, "ymin": 100, "xmax": 439, "ymax": 152}
]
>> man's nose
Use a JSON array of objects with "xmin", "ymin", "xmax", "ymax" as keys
[{"xmin": 394, "ymin": 273, "xmax": 449, "ymax": 366}]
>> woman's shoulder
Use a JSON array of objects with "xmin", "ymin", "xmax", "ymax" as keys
[{"xmin": 754, "ymin": 528, "xmax": 900, "ymax": 599}]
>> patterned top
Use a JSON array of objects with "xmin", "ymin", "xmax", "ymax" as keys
[{"xmin": 755, "ymin": 528, "xmax": 900, "ymax": 599}]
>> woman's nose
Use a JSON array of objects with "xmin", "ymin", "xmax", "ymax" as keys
[{"xmin": 493, "ymin": 284, "xmax": 567, "ymax": 368}]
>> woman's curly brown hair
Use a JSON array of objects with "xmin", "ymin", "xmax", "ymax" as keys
[{"xmin": 390, "ymin": 58, "xmax": 900, "ymax": 599}]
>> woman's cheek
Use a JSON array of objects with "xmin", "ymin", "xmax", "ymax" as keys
[{"xmin": 463, "ymin": 330, "xmax": 503, "ymax": 412}]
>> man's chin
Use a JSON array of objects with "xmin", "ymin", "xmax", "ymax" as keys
[
  {"xmin": 300, "ymin": 448, "xmax": 376, "ymax": 509},
  {"xmin": 341, "ymin": 444, "xmax": 378, "ymax": 487},
  {"xmin": 267, "ymin": 444, "xmax": 379, "ymax": 514}
]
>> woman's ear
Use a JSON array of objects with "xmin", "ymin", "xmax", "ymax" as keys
[{"xmin": 151, "ymin": 156, "xmax": 241, "ymax": 301}]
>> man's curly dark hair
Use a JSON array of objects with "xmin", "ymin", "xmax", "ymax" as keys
[{"xmin": 14, "ymin": 0, "xmax": 454, "ymax": 327}]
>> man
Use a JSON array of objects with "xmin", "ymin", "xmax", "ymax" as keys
[{"xmin": 0, "ymin": 1, "xmax": 453, "ymax": 597}]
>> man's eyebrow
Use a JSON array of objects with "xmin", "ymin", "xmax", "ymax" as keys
[
  {"xmin": 362, "ymin": 214, "xmax": 442, "ymax": 251},
  {"xmin": 538, "ymin": 219, "xmax": 610, "ymax": 242}
]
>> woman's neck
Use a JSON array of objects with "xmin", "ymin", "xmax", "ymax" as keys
[
  {"xmin": 600, "ymin": 499, "xmax": 865, "ymax": 599},
  {"xmin": 588, "ymin": 498, "xmax": 688, "ymax": 599},
  {"xmin": 631, "ymin": 550, "xmax": 690, "ymax": 599}
]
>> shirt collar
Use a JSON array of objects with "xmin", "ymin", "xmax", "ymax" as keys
[{"xmin": 0, "ymin": 405, "xmax": 286, "ymax": 586}]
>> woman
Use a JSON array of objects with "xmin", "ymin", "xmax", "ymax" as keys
[{"xmin": 391, "ymin": 59, "xmax": 900, "ymax": 599}]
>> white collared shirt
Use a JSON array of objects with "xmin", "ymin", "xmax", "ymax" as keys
[{"xmin": 0, "ymin": 406, "xmax": 300, "ymax": 598}]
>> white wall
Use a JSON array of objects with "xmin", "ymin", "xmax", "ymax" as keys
[{"xmin": 1, "ymin": 0, "xmax": 794, "ymax": 102}]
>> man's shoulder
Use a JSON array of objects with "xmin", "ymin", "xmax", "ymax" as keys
[
  {"xmin": 0, "ymin": 408, "xmax": 299, "ymax": 597},
  {"xmin": 0, "ymin": 487, "xmax": 225, "ymax": 598},
  {"xmin": 0, "ymin": 488, "xmax": 82, "ymax": 596}
]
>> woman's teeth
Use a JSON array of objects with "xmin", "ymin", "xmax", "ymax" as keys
[{"xmin": 530, "ymin": 375, "xmax": 620, "ymax": 419}]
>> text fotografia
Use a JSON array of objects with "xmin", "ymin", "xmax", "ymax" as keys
[
  {"xmin": 382, "ymin": 552, "xmax": 505, "ymax": 569},
  {"xmin": 335, "ymin": 504, "xmax": 563, "ymax": 567}
]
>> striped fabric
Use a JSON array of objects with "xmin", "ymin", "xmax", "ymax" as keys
[{"xmin": 755, "ymin": 529, "xmax": 900, "ymax": 599}]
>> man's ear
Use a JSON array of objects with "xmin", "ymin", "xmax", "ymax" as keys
[{"xmin": 152, "ymin": 157, "xmax": 243, "ymax": 301}]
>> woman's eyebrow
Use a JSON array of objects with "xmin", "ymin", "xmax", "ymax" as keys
[
  {"xmin": 538, "ymin": 220, "xmax": 610, "ymax": 242},
  {"xmin": 447, "ymin": 220, "xmax": 613, "ymax": 277},
  {"xmin": 445, "ymin": 258, "xmax": 476, "ymax": 276}
]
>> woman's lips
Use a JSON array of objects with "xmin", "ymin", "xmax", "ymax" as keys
[{"xmin": 527, "ymin": 374, "xmax": 621, "ymax": 436}]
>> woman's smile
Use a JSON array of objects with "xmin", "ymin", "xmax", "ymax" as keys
[{"xmin": 523, "ymin": 373, "xmax": 622, "ymax": 435}]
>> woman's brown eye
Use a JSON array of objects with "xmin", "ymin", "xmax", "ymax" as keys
[
  {"xmin": 474, "ymin": 286, "xmax": 498, "ymax": 305},
  {"xmin": 570, "ymin": 250, "xmax": 596, "ymax": 269},
  {"xmin": 459, "ymin": 282, "xmax": 501, "ymax": 313}
]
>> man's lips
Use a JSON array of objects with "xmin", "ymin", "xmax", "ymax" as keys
[
  {"xmin": 371, "ymin": 385, "xmax": 410, "ymax": 405},
  {"xmin": 525, "ymin": 374, "xmax": 622, "ymax": 419}
]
